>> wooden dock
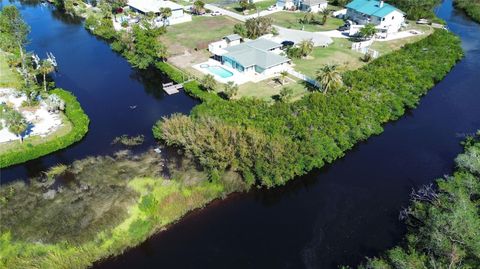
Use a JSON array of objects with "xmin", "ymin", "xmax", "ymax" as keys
[{"xmin": 162, "ymin": 82, "xmax": 183, "ymax": 95}]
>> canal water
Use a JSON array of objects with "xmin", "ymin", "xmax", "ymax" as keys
[
  {"xmin": 0, "ymin": 0, "xmax": 198, "ymax": 182},
  {"xmin": 2, "ymin": 0, "xmax": 480, "ymax": 268}
]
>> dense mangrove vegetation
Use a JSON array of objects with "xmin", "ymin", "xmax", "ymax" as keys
[
  {"xmin": 361, "ymin": 132, "xmax": 480, "ymax": 268},
  {"xmin": 0, "ymin": 150, "xmax": 246, "ymax": 268},
  {"xmin": 454, "ymin": 0, "xmax": 480, "ymax": 23},
  {"xmin": 155, "ymin": 30, "xmax": 463, "ymax": 187}
]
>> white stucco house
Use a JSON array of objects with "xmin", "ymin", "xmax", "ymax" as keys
[
  {"xmin": 345, "ymin": 0, "xmax": 405, "ymax": 33},
  {"xmin": 127, "ymin": 0, "xmax": 192, "ymax": 26},
  {"xmin": 198, "ymin": 36, "xmax": 291, "ymax": 84},
  {"xmin": 211, "ymin": 38, "xmax": 290, "ymax": 76},
  {"xmin": 277, "ymin": 0, "xmax": 328, "ymax": 12}
]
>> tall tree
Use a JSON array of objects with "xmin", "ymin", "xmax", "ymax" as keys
[
  {"xmin": 319, "ymin": 8, "xmax": 330, "ymax": 25},
  {"xmin": 159, "ymin": 7, "xmax": 172, "ymax": 26},
  {"xmin": 5, "ymin": 110, "xmax": 28, "ymax": 143},
  {"xmin": 0, "ymin": 6, "xmax": 30, "ymax": 84},
  {"xmin": 245, "ymin": 17, "xmax": 272, "ymax": 39},
  {"xmin": 278, "ymin": 87, "xmax": 293, "ymax": 102},
  {"xmin": 223, "ymin": 81, "xmax": 238, "ymax": 99},
  {"xmin": 279, "ymin": 70, "xmax": 288, "ymax": 85},
  {"xmin": 239, "ymin": 0, "xmax": 251, "ymax": 11},
  {"xmin": 201, "ymin": 74, "xmax": 217, "ymax": 92},
  {"xmin": 298, "ymin": 39, "xmax": 314, "ymax": 58},
  {"xmin": 39, "ymin": 59, "xmax": 55, "ymax": 92},
  {"xmin": 359, "ymin": 23, "xmax": 377, "ymax": 39},
  {"xmin": 193, "ymin": 0, "xmax": 205, "ymax": 14},
  {"xmin": 316, "ymin": 64, "xmax": 343, "ymax": 94}
]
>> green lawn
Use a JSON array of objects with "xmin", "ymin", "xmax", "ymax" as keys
[
  {"xmin": 221, "ymin": 0, "xmax": 277, "ymax": 14},
  {"xmin": 161, "ymin": 15, "xmax": 239, "ymax": 52},
  {"xmin": 370, "ymin": 23, "xmax": 433, "ymax": 55},
  {"xmin": 235, "ymin": 76, "xmax": 311, "ymax": 102},
  {"xmin": 292, "ymin": 38, "xmax": 365, "ymax": 77},
  {"xmin": 267, "ymin": 11, "xmax": 345, "ymax": 32},
  {"xmin": 0, "ymin": 50, "xmax": 22, "ymax": 89}
]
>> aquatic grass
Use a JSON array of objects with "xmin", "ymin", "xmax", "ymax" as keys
[
  {"xmin": 0, "ymin": 152, "xmax": 245, "ymax": 269},
  {"xmin": 44, "ymin": 163, "xmax": 68, "ymax": 178}
]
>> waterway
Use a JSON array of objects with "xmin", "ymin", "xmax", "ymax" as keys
[{"xmin": 2, "ymin": 0, "xmax": 480, "ymax": 268}]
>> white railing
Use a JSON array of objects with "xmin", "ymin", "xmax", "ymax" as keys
[{"xmin": 287, "ymin": 69, "xmax": 321, "ymax": 88}]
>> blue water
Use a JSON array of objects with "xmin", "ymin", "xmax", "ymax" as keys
[
  {"xmin": 2, "ymin": 0, "xmax": 480, "ymax": 268},
  {"xmin": 206, "ymin": 65, "xmax": 233, "ymax": 78}
]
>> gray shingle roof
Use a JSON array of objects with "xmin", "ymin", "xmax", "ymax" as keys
[
  {"xmin": 224, "ymin": 34, "xmax": 242, "ymax": 42},
  {"xmin": 222, "ymin": 39, "xmax": 289, "ymax": 69}
]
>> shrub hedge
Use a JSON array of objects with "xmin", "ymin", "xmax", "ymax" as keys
[{"xmin": 0, "ymin": 89, "xmax": 89, "ymax": 168}]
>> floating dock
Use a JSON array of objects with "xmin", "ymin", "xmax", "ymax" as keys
[{"xmin": 162, "ymin": 82, "xmax": 183, "ymax": 95}]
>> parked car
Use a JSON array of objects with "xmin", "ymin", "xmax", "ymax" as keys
[
  {"xmin": 281, "ymin": 40, "xmax": 294, "ymax": 49},
  {"xmin": 268, "ymin": 5, "xmax": 276, "ymax": 11},
  {"xmin": 338, "ymin": 22, "xmax": 350, "ymax": 31},
  {"xmin": 211, "ymin": 11, "xmax": 222, "ymax": 16}
]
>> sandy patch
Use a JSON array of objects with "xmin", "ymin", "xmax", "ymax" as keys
[{"xmin": 0, "ymin": 88, "xmax": 63, "ymax": 143}]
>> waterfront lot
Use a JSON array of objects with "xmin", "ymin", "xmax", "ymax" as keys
[
  {"xmin": 220, "ymin": 0, "xmax": 277, "ymax": 14},
  {"xmin": 292, "ymin": 38, "xmax": 365, "ymax": 77},
  {"xmin": 267, "ymin": 11, "xmax": 345, "ymax": 32},
  {"xmin": 236, "ymin": 76, "xmax": 312, "ymax": 101},
  {"xmin": 161, "ymin": 15, "xmax": 239, "ymax": 71}
]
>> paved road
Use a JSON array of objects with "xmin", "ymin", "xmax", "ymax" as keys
[
  {"xmin": 272, "ymin": 26, "xmax": 334, "ymax": 47},
  {"xmin": 205, "ymin": 4, "xmax": 246, "ymax": 21},
  {"xmin": 204, "ymin": 4, "xmax": 282, "ymax": 22}
]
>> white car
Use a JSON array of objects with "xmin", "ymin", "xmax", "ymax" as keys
[
  {"xmin": 211, "ymin": 11, "xmax": 222, "ymax": 16},
  {"xmin": 268, "ymin": 5, "xmax": 276, "ymax": 11}
]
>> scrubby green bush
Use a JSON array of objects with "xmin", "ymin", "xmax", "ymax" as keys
[{"xmin": 0, "ymin": 89, "xmax": 90, "ymax": 168}]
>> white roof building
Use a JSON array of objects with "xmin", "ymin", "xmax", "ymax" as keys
[
  {"xmin": 127, "ymin": 0, "xmax": 192, "ymax": 25},
  {"xmin": 128, "ymin": 0, "xmax": 184, "ymax": 13}
]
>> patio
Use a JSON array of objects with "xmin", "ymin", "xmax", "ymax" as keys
[{"xmin": 193, "ymin": 59, "xmax": 290, "ymax": 85}]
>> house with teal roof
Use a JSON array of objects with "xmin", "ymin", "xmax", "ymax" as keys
[{"xmin": 346, "ymin": 0, "xmax": 405, "ymax": 33}]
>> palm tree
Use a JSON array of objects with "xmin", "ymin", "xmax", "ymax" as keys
[
  {"xmin": 193, "ymin": 0, "xmax": 205, "ymax": 14},
  {"xmin": 223, "ymin": 81, "xmax": 238, "ymax": 99},
  {"xmin": 39, "ymin": 59, "xmax": 54, "ymax": 92},
  {"xmin": 279, "ymin": 71, "xmax": 288, "ymax": 85},
  {"xmin": 6, "ymin": 110, "xmax": 28, "ymax": 143},
  {"xmin": 316, "ymin": 64, "xmax": 343, "ymax": 94},
  {"xmin": 319, "ymin": 8, "xmax": 330, "ymax": 25},
  {"xmin": 201, "ymin": 74, "xmax": 217, "ymax": 92},
  {"xmin": 298, "ymin": 39, "xmax": 314, "ymax": 58},
  {"xmin": 278, "ymin": 87, "xmax": 293, "ymax": 102},
  {"xmin": 159, "ymin": 7, "xmax": 172, "ymax": 26},
  {"xmin": 360, "ymin": 23, "xmax": 377, "ymax": 40}
]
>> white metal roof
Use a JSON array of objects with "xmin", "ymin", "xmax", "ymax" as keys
[{"xmin": 128, "ymin": 0, "xmax": 184, "ymax": 13}]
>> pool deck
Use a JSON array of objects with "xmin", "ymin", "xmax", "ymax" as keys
[{"xmin": 193, "ymin": 59, "xmax": 279, "ymax": 85}]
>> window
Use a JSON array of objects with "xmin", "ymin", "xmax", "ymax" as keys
[
  {"xmin": 392, "ymin": 16, "xmax": 395, "ymax": 19},
  {"xmin": 382, "ymin": 17, "xmax": 385, "ymax": 21}
]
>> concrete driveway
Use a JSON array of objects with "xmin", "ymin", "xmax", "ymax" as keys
[
  {"xmin": 273, "ymin": 26, "xmax": 334, "ymax": 47},
  {"xmin": 204, "ymin": 4, "xmax": 282, "ymax": 22}
]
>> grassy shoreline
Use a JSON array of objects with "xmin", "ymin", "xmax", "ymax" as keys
[
  {"xmin": 0, "ymin": 152, "xmax": 246, "ymax": 268},
  {"xmin": 454, "ymin": 0, "xmax": 480, "ymax": 23}
]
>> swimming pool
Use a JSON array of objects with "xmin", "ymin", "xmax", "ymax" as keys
[{"xmin": 203, "ymin": 65, "xmax": 233, "ymax": 78}]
